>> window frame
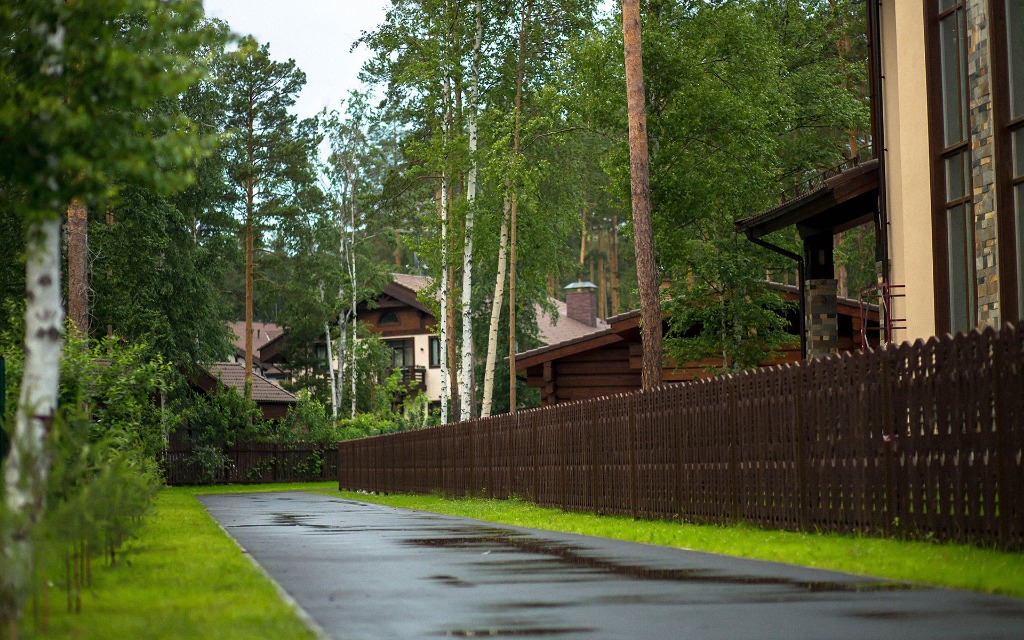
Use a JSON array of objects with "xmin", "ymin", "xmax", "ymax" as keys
[
  {"xmin": 428, "ymin": 336, "xmax": 441, "ymax": 369},
  {"xmin": 926, "ymin": 0, "xmax": 977, "ymax": 334},
  {"xmin": 991, "ymin": 0, "xmax": 1024, "ymax": 322}
]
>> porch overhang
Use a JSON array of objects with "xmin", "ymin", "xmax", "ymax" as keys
[{"xmin": 735, "ymin": 158, "xmax": 879, "ymax": 240}]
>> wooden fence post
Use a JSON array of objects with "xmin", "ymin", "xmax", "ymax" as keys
[
  {"xmin": 531, "ymin": 411, "xmax": 539, "ymax": 503},
  {"xmin": 728, "ymin": 377, "xmax": 739, "ymax": 523},
  {"xmin": 590, "ymin": 402, "xmax": 600, "ymax": 515},
  {"xmin": 793, "ymin": 365, "xmax": 808, "ymax": 531},
  {"xmin": 991, "ymin": 329, "xmax": 1009, "ymax": 545},
  {"xmin": 881, "ymin": 350, "xmax": 895, "ymax": 536},
  {"xmin": 628, "ymin": 395, "xmax": 637, "ymax": 519}
]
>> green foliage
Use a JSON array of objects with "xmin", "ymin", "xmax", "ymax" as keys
[
  {"xmin": 573, "ymin": 0, "xmax": 869, "ymax": 369},
  {"xmin": 0, "ymin": 0, "xmax": 219, "ymax": 219},
  {"xmin": 173, "ymin": 384, "xmax": 267, "ymax": 448},
  {"xmin": 91, "ymin": 184, "xmax": 235, "ymax": 375},
  {"xmin": 0, "ymin": 328, "xmax": 168, "ymax": 625},
  {"xmin": 277, "ymin": 391, "xmax": 336, "ymax": 443}
]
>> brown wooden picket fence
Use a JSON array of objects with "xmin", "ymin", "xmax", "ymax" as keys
[
  {"xmin": 163, "ymin": 442, "xmax": 337, "ymax": 485},
  {"xmin": 338, "ymin": 324, "xmax": 1024, "ymax": 549}
]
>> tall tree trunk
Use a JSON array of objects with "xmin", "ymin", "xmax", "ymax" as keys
[
  {"xmin": 579, "ymin": 204, "xmax": 588, "ymax": 267},
  {"xmin": 622, "ymin": 0, "xmax": 663, "ymax": 388},
  {"xmin": 481, "ymin": 199, "xmax": 510, "ymax": 418},
  {"xmin": 66, "ymin": 199, "xmax": 88, "ymax": 337},
  {"xmin": 244, "ymin": 208, "xmax": 254, "ymax": 397},
  {"xmin": 3, "ymin": 218, "xmax": 64, "ymax": 627},
  {"xmin": 459, "ymin": 0, "xmax": 482, "ymax": 422},
  {"xmin": 610, "ymin": 214, "xmax": 620, "ymax": 315},
  {"xmin": 508, "ymin": 0, "xmax": 532, "ymax": 414},
  {"xmin": 319, "ymin": 283, "xmax": 338, "ymax": 421},
  {"xmin": 348, "ymin": 170, "xmax": 359, "ymax": 419},
  {"xmin": 597, "ymin": 225, "xmax": 608, "ymax": 319},
  {"xmin": 439, "ymin": 180, "xmax": 450, "ymax": 423}
]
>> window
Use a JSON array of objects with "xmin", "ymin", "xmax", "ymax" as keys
[
  {"xmin": 385, "ymin": 339, "xmax": 414, "ymax": 369},
  {"xmin": 429, "ymin": 336, "xmax": 441, "ymax": 368},
  {"xmin": 1006, "ymin": 0, "xmax": 1024, "ymax": 317},
  {"xmin": 930, "ymin": 0, "xmax": 976, "ymax": 333},
  {"xmin": 379, "ymin": 309, "xmax": 399, "ymax": 325}
]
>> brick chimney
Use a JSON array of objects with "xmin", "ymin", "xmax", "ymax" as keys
[{"xmin": 565, "ymin": 281, "xmax": 598, "ymax": 327}]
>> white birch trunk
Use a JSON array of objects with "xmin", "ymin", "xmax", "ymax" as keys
[
  {"xmin": 480, "ymin": 198, "xmax": 510, "ymax": 418},
  {"xmin": 336, "ymin": 203, "xmax": 348, "ymax": 420},
  {"xmin": 3, "ymin": 218, "xmax": 64, "ymax": 622},
  {"xmin": 459, "ymin": 0, "xmax": 482, "ymax": 422},
  {"xmin": 439, "ymin": 174, "xmax": 450, "ymax": 425},
  {"xmin": 321, "ymin": 284, "xmax": 338, "ymax": 420},
  {"xmin": 5, "ymin": 218, "xmax": 63, "ymax": 512},
  {"xmin": 349, "ymin": 169, "xmax": 359, "ymax": 419}
]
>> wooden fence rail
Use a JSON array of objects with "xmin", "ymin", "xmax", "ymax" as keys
[
  {"xmin": 163, "ymin": 442, "xmax": 337, "ymax": 485},
  {"xmin": 338, "ymin": 325, "xmax": 1024, "ymax": 549}
]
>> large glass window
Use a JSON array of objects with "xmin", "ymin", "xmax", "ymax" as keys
[
  {"xmin": 386, "ymin": 339, "xmax": 414, "ymax": 369},
  {"xmin": 1008, "ymin": 1, "xmax": 1024, "ymax": 317},
  {"xmin": 1007, "ymin": 0, "xmax": 1024, "ymax": 120},
  {"xmin": 937, "ymin": 0, "xmax": 976, "ymax": 333}
]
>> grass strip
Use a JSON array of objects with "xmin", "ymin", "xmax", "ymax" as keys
[
  {"xmin": 23, "ymin": 483, "xmax": 334, "ymax": 640},
  {"xmin": 322, "ymin": 490, "xmax": 1024, "ymax": 599}
]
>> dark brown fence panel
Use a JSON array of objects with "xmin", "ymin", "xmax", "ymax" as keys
[
  {"xmin": 163, "ymin": 442, "xmax": 336, "ymax": 485},
  {"xmin": 337, "ymin": 325, "xmax": 1024, "ymax": 550}
]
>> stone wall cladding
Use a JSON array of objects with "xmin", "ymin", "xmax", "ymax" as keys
[
  {"xmin": 805, "ymin": 278, "xmax": 839, "ymax": 360},
  {"xmin": 967, "ymin": 0, "xmax": 1000, "ymax": 328}
]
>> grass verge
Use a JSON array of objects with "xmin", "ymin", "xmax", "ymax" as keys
[
  {"xmin": 320, "ymin": 490, "xmax": 1024, "ymax": 599},
  {"xmin": 21, "ymin": 482, "xmax": 335, "ymax": 640}
]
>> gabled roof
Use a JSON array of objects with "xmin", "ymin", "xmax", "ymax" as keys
[
  {"xmin": 202, "ymin": 362, "xmax": 297, "ymax": 404},
  {"xmin": 392, "ymin": 273, "xmax": 431, "ymax": 293},
  {"xmin": 378, "ymin": 274, "xmax": 609, "ymax": 347},
  {"xmin": 228, "ymin": 321, "xmax": 284, "ymax": 356},
  {"xmin": 536, "ymin": 298, "xmax": 610, "ymax": 346}
]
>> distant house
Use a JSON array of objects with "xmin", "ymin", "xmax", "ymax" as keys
[
  {"xmin": 227, "ymin": 321, "xmax": 288, "ymax": 381},
  {"xmin": 359, "ymin": 274, "xmax": 610, "ymax": 410},
  {"xmin": 515, "ymin": 282, "xmax": 879, "ymax": 407},
  {"xmin": 195, "ymin": 361, "xmax": 297, "ymax": 421}
]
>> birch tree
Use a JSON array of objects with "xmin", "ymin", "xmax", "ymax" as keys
[{"xmin": 0, "ymin": 0, "xmax": 214, "ymax": 628}]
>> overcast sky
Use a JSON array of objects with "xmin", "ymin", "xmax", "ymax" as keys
[{"xmin": 202, "ymin": 0, "xmax": 389, "ymax": 120}]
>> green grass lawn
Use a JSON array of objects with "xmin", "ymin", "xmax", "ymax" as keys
[
  {"xmin": 20, "ymin": 482, "xmax": 336, "ymax": 640},
  {"xmin": 320, "ymin": 490, "xmax": 1024, "ymax": 599},
  {"xmin": 18, "ymin": 481, "xmax": 1023, "ymax": 639}
]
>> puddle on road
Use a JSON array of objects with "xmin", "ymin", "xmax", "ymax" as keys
[
  {"xmin": 403, "ymin": 529, "xmax": 916, "ymax": 594},
  {"xmin": 437, "ymin": 627, "xmax": 595, "ymax": 637}
]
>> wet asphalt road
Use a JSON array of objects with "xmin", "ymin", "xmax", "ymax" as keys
[{"xmin": 198, "ymin": 492, "xmax": 1024, "ymax": 640}]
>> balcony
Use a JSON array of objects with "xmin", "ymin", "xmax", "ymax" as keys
[{"xmin": 397, "ymin": 366, "xmax": 426, "ymax": 395}]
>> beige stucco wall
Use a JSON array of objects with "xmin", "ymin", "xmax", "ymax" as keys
[
  {"xmin": 412, "ymin": 333, "xmax": 444, "ymax": 402},
  {"xmin": 882, "ymin": 0, "xmax": 937, "ymax": 343}
]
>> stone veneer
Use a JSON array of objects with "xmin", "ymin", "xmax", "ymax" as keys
[
  {"xmin": 967, "ymin": 0, "xmax": 1000, "ymax": 327},
  {"xmin": 805, "ymin": 279, "xmax": 838, "ymax": 359}
]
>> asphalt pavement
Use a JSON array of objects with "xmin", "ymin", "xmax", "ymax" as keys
[{"xmin": 198, "ymin": 491, "xmax": 1024, "ymax": 640}]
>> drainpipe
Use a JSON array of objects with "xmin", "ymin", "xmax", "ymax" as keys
[
  {"xmin": 747, "ymin": 235, "xmax": 807, "ymax": 361},
  {"xmin": 867, "ymin": 0, "xmax": 891, "ymax": 319}
]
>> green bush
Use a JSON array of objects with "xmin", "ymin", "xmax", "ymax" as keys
[{"xmin": 0, "ymin": 325, "xmax": 167, "ymax": 626}]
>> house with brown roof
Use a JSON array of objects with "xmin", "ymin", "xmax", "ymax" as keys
[
  {"xmin": 360, "ymin": 275, "xmax": 610, "ymax": 410},
  {"xmin": 515, "ymin": 283, "xmax": 879, "ymax": 407},
  {"xmin": 195, "ymin": 361, "xmax": 297, "ymax": 420},
  {"xmin": 227, "ymin": 321, "xmax": 288, "ymax": 381}
]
